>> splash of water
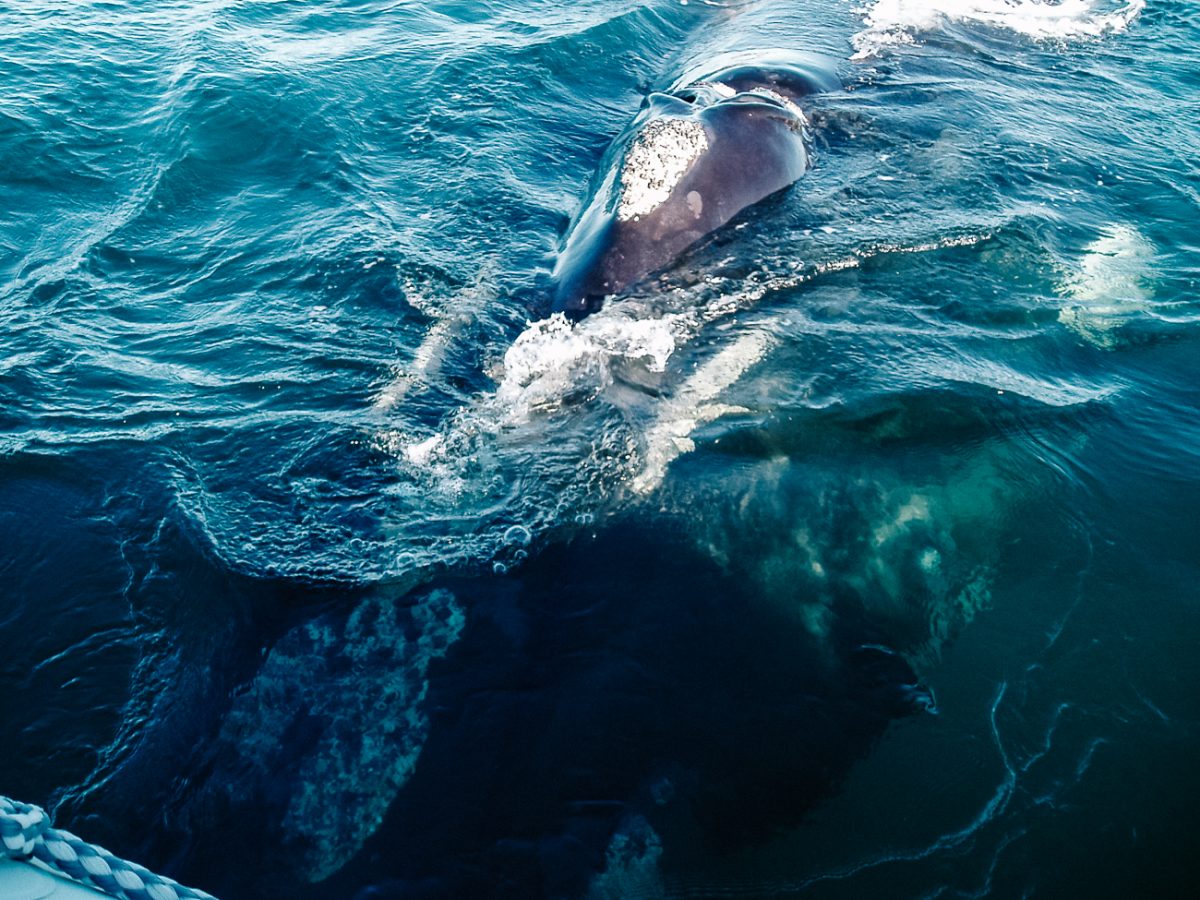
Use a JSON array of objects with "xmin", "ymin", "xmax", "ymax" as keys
[{"xmin": 850, "ymin": 0, "xmax": 1146, "ymax": 59}]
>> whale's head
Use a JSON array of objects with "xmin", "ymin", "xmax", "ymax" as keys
[{"xmin": 551, "ymin": 51, "xmax": 840, "ymax": 319}]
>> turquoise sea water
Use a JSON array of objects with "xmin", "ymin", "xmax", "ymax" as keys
[{"xmin": 2, "ymin": 1, "xmax": 1197, "ymax": 897}]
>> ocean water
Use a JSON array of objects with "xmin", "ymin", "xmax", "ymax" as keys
[{"xmin": 1, "ymin": 0, "xmax": 1197, "ymax": 897}]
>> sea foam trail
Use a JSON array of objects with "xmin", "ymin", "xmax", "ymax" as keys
[{"xmin": 850, "ymin": 0, "xmax": 1146, "ymax": 59}]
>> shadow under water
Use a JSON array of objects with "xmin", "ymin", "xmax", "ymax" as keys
[{"xmin": 59, "ymin": 510, "xmax": 936, "ymax": 900}]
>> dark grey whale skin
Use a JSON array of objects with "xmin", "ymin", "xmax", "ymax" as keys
[{"xmin": 552, "ymin": 53, "xmax": 840, "ymax": 318}]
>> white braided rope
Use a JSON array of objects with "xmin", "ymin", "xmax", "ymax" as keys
[{"xmin": 1, "ymin": 796, "xmax": 218, "ymax": 900}]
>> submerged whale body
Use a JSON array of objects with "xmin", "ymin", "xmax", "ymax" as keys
[{"xmin": 552, "ymin": 51, "xmax": 840, "ymax": 318}]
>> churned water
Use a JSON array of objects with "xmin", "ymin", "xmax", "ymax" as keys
[{"xmin": 2, "ymin": 1, "xmax": 1197, "ymax": 897}]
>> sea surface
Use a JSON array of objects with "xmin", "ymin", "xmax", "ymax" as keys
[{"xmin": 2, "ymin": 1, "xmax": 1197, "ymax": 898}]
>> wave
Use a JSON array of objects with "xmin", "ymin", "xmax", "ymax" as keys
[{"xmin": 850, "ymin": 0, "xmax": 1146, "ymax": 59}]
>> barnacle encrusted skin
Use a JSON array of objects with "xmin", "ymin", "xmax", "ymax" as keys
[{"xmin": 616, "ymin": 118, "xmax": 708, "ymax": 222}]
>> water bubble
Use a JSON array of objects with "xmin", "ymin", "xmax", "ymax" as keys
[
  {"xmin": 395, "ymin": 552, "xmax": 420, "ymax": 572},
  {"xmin": 503, "ymin": 524, "xmax": 532, "ymax": 546}
]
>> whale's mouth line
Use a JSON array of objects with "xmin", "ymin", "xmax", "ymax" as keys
[
  {"xmin": 739, "ymin": 86, "xmax": 809, "ymax": 122},
  {"xmin": 661, "ymin": 80, "xmax": 807, "ymax": 124}
]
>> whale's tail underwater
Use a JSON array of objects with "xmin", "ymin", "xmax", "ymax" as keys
[{"xmin": 551, "ymin": 51, "xmax": 841, "ymax": 319}]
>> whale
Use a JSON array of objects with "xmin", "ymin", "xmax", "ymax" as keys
[{"xmin": 552, "ymin": 51, "xmax": 840, "ymax": 318}]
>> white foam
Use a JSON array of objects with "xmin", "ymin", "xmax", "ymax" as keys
[
  {"xmin": 493, "ymin": 311, "xmax": 679, "ymax": 421},
  {"xmin": 851, "ymin": 0, "xmax": 1146, "ymax": 59},
  {"xmin": 373, "ymin": 307, "xmax": 686, "ymax": 543},
  {"xmin": 403, "ymin": 434, "xmax": 444, "ymax": 467},
  {"xmin": 377, "ymin": 302, "xmax": 774, "ymax": 537}
]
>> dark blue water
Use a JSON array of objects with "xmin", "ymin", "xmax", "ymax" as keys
[{"xmin": 2, "ymin": 1, "xmax": 1198, "ymax": 897}]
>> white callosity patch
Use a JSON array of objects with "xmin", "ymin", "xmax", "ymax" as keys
[
  {"xmin": 617, "ymin": 118, "xmax": 708, "ymax": 222},
  {"xmin": 692, "ymin": 453, "xmax": 1003, "ymax": 663},
  {"xmin": 217, "ymin": 589, "xmax": 465, "ymax": 883},
  {"xmin": 1058, "ymin": 223, "xmax": 1156, "ymax": 347},
  {"xmin": 851, "ymin": 0, "xmax": 1146, "ymax": 59}
]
